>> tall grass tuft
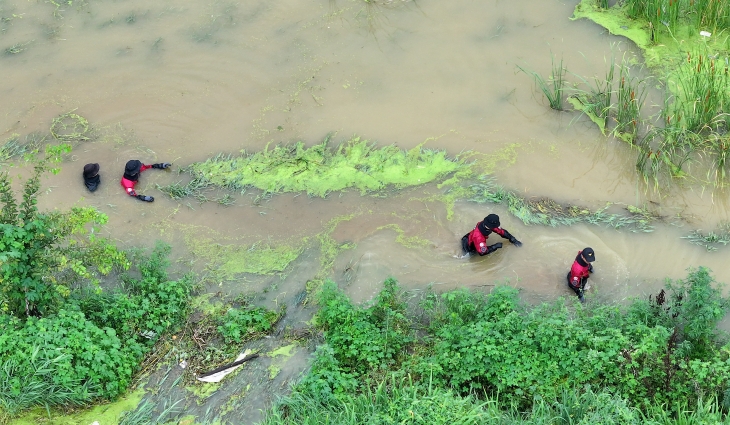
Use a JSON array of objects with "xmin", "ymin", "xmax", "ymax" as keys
[
  {"xmin": 569, "ymin": 58, "xmax": 615, "ymax": 134},
  {"xmin": 613, "ymin": 64, "xmax": 648, "ymax": 143},
  {"xmin": 707, "ymin": 135, "xmax": 730, "ymax": 184},
  {"xmin": 0, "ymin": 133, "xmax": 47, "ymax": 162},
  {"xmin": 623, "ymin": 0, "xmax": 726, "ymax": 39},
  {"xmin": 518, "ymin": 55, "xmax": 566, "ymax": 111},
  {"xmin": 694, "ymin": 0, "xmax": 730, "ymax": 33},
  {"xmin": 669, "ymin": 50, "xmax": 730, "ymax": 134},
  {"xmin": 0, "ymin": 349, "xmax": 95, "ymax": 420}
]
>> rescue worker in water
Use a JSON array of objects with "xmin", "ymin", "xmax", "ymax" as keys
[
  {"xmin": 121, "ymin": 159, "xmax": 171, "ymax": 202},
  {"xmin": 82, "ymin": 163, "xmax": 100, "ymax": 192},
  {"xmin": 461, "ymin": 214, "xmax": 523, "ymax": 256},
  {"xmin": 567, "ymin": 247, "xmax": 595, "ymax": 303}
]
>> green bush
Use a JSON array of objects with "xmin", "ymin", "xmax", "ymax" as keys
[
  {"xmin": 78, "ymin": 242, "xmax": 193, "ymax": 350},
  {"xmin": 316, "ymin": 278, "xmax": 412, "ymax": 375},
  {"xmin": 0, "ymin": 242, "xmax": 193, "ymax": 419},
  {"xmin": 419, "ymin": 269, "xmax": 730, "ymax": 410},
  {"xmin": 0, "ymin": 308, "xmax": 136, "ymax": 404},
  {"xmin": 261, "ymin": 273, "xmax": 730, "ymax": 424},
  {"xmin": 217, "ymin": 306, "xmax": 280, "ymax": 344},
  {"xmin": 295, "ymin": 344, "xmax": 358, "ymax": 402},
  {"xmin": 0, "ymin": 148, "xmax": 128, "ymax": 317}
]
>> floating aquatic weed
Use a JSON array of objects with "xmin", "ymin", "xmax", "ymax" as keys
[
  {"xmin": 182, "ymin": 136, "xmax": 461, "ymax": 199},
  {"xmin": 304, "ymin": 213, "xmax": 359, "ymax": 301},
  {"xmin": 460, "ymin": 175, "xmax": 657, "ymax": 232},
  {"xmin": 681, "ymin": 222, "xmax": 730, "ymax": 251},
  {"xmin": 0, "ymin": 133, "xmax": 47, "ymax": 162},
  {"xmin": 157, "ymin": 175, "xmax": 212, "ymax": 200},
  {"xmin": 50, "ymin": 111, "xmax": 91, "ymax": 143},
  {"xmin": 4, "ymin": 41, "xmax": 31, "ymax": 55},
  {"xmin": 377, "ymin": 224, "xmax": 432, "ymax": 249}
]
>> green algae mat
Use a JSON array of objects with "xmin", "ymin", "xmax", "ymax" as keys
[{"xmin": 184, "ymin": 137, "xmax": 460, "ymax": 197}]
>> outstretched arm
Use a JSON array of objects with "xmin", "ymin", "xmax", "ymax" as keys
[{"xmin": 494, "ymin": 228, "xmax": 523, "ymax": 247}]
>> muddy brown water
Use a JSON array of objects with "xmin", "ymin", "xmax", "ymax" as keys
[{"xmin": 2, "ymin": 0, "xmax": 729, "ymax": 423}]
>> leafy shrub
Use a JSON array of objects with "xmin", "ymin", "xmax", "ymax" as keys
[
  {"xmin": 0, "ymin": 242, "xmax": 194, "ymax": 419},
  {"xmin": 0, "ymin": 148, "xmax": 129, "ymax": 317},
  {"xmin": 217, "ymin": 306, "xmax": 280, "ymax": 344},
  {"xmin": 316, "ymin": 278, "xmax": 412, "ymax": 375},
  {"xmin": 78, "ymin": 242, "xmax": 192, "ymax": 349},
  {"xmin": 665, "ymin": 267, "xmax": 729, "ymax": 358},
  {"xmin": 0, "ymin": 308, "xmax": 136, "ymax": 404},
  {"xmin": 294, "ymin": 344, "xmax": 358, "ymax": 402},
  {"xmin": 420, "ymin": 270, "xmax": 730, "ymax": 410}
]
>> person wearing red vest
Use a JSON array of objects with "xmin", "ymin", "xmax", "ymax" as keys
[
  {"xmin": 461, "ymin": 214, "xmax": 523, "ymax": 256},
  {"xmin": 567, "ymin": 247, "xmax": 595, "ymax": 302},
  {"xmin": 121, "ymin": 159, "xmax": 171, "ymax": 202}
]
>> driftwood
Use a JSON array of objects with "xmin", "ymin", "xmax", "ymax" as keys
[{"xmin": 196, "ymin": 351, "xmax": 259, "ymax": 383}]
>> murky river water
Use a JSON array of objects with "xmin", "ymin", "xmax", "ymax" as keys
[{"xmin": 2, "ymin": 0, "xmax": 729, "ymax": 422}]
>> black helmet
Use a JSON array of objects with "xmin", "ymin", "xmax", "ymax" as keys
[
  {"xmin": 125, "ymin": 160, "xmax": 142, "ymax": 175},
  {"xmin": 483, "ymin": 214, "xmax": 500, "ymax": 229}
]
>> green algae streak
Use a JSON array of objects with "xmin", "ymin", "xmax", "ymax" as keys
[
  {"xmin": 187, "ymin": 137, "xmax": 461, "ymax": 197},
  {"xmin": 10, "ymin": 387, "xmax": 144, "ymax": 425}
]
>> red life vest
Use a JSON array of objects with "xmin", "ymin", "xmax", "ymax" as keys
[
  {"xmin": 120, "ymin": 164, "xmax": 152, "ymax": 196},
  {"xmin": 568, "ymin": 251, "xmax": 591, "ymax": 289},
  {"xmin": 467, "ymin": 222, "xmax": 506, "ymax": 255}
]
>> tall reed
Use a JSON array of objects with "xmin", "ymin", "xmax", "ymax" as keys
[
  {"xmin": 635, "ymin": 127, "xmax": 696, "ymax": 189},
  {"xmin": 570, "ymin": 59, "xmax": 615, "ymax": 132},
  {"xmin": 694, "ymin": 0, "xmax": 730, "ymax": 32},
  {"xmin": 622, "ymin": 0, "xmax": 730, "ymax": 40},
  {"xmin": 518, "ymin": 55, "xmax": 566, "ymax": 111},
  {"xmin": 613, "ymin": 65, "xmax": 648, "ymax": 143},
  {"xmin": 706, "ymin": 134, "xmax": 730, "ymax": 185},
  {"xmin": 669, "ymin": 50, "xmax": 730, "ymax": 134}
]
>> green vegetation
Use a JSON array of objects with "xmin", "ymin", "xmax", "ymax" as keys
[
  {"xmin": 263, "ymin": 269, "xmax": 730, "ymax": 424},
  {"xmin": 682, "ymin": 222, "xmax": 730, "ymax": 251},
  {"xmin": 0, "ymin": 144, "xmax": 127, "ymax": 317},
  {"xmin": 454, "ymin": 175, "xmax": 658, "ymax": 232},
  {"xmin": 0, "ymin": 133, "xmax": 48, "ymax": 163},
  {"xmin": 217, "ymin": 306, "xmax": 281, "ymax": 344},
  {"xmin": 170, "ymin": 295, "xmax": 281, "ymax": 382},
  {"xmin": 50, "ymin": 111, "xmax": 92, "ymax": 144},
  {"xmin": 518, "ymin": 55, "xmax": 566, "ymax": 111},
  {"xmin": 162, "ymin": 135, "xmax": 460, "ymax": 199},
  {"xmin": 0, "ymin": 155, "xmax": 193, "ymax": 421},
  {"xmin": 571, "ymin": 0, "xmax": 730, "ymax": 189}
]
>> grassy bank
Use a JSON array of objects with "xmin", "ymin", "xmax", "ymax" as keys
[{"xmin": 563, "ymin": 0, "xmax": 730, "ymax": 189}]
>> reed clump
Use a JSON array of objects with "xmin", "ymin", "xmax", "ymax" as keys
[
  {"xmin": 518, "ymin": 54, "xmax": 566, "ymax": 111},
  {"xmin": 620, "ymin": 0, "xmax": 729, "ymax": 43}
]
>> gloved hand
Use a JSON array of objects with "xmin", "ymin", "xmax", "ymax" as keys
[
  {"xmin": 589, "ymin": 264, "xmax": 594, "ymax": 273},
  {"xmin": 136, "ymin": 195, "xmax": 154, "ymax": 202},
  {"xmin": 152, "ymin": 163, "xmax": 172, "ymax": 169},
  {"xmin": 486, "ymin": 242, "xmax": 503, "ymax": 254},
  {"xmin": 509, "ymin": 237, "xmax": 523, "ymax": 247}
]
